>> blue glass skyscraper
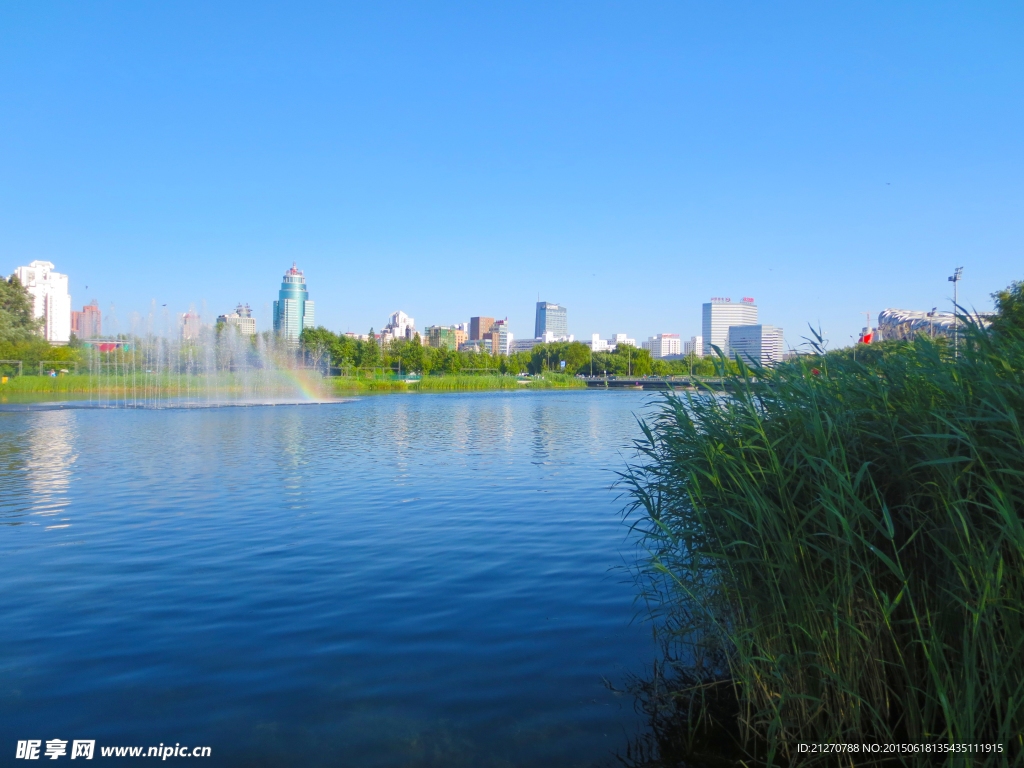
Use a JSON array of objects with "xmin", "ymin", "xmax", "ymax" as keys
[
  {"xmin": 273, "ymin": 263, "xmax": 315, "ymax": 342},
  {"xmin": 534, "ymin": 301, "xmax": 567, "ymax": 339}
]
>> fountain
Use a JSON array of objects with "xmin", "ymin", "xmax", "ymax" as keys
[{"xmin": 5, "ymin": 304, "xmax": 345, "ymax": 411}]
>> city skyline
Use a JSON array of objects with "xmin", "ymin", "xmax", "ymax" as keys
[
  {"xmin": 4, "ymin": 255, "xmax": 1002, "ymax": 356},
  {"xmin": 2, "ymin": 3, "xmax": 1019, "ymax": 349}
]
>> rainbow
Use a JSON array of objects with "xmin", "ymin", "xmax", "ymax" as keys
[{"xmin": 275, "ymin": 369, "xmax": 325, "ymax": 401}]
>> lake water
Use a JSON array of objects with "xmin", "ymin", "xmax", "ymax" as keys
[{"xmin": 0, "ymin": 390, "xmax": 657, "ymax": 766}]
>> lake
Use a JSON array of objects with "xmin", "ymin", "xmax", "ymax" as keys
[{"xmin": 0, "ymin": 390, "xmax": 658, "ymax": 766}]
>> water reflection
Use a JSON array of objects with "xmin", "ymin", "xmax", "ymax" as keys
[
  {"xmin": 0, "ymin": 391, "xmax": 654, "ymax": 767},
  {"xmin": 1, "ymin": 411, "xmax": 78, "ymax": 528}
]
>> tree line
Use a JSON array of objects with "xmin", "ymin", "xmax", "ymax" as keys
[{"xmin": 299, "ymin": 326, "xmax": 741, "ymax": 377}]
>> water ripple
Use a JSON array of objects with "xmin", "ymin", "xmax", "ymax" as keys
[{"xmin": 0, "ymin": 390, "xmax": 657, "ymax": 767}]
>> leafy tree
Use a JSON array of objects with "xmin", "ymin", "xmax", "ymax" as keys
[
  {"xmin": 989, "ymin": 279, "xmax": 1024, "ymax": 337},
  {"xmin": 359, "ymin": 329, "xmax": 381, "ymax": 369},
  {"xmin": 402, "ymin": 333, "xmax": 426, "ymax": 373},
  {"xmin": 0, "ymin": 275, "xmax": 41, "ymax": 344},
  {"xmin": 301, "ymin": 326, "xmax": 334, "ymax": 371}
]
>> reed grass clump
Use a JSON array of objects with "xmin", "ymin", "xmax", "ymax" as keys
[{"xmin": 622, "ymin": 323, "xmax": 1024, "ymax": 766}]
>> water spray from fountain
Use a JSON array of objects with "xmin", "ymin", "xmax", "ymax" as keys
[{"xmin": 77, "ymin": 302, "xmax": 328, "ymax": 409}]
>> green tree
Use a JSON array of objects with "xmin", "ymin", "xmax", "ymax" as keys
[
  {"xmin": 300, "ymin": 326, "xmax": 335, "ymax": 372},
  {"xmin": 989, "ymin": 279, "xmax": 1024, "ymax": 338},
  {"xmin": 0, "ymin": 275, "xmax": 41, "ymax": 344},
  {"xmin": 402, "ymin": 333, "xmax": 426, "ymax": 373},
  {"xmin": 359, "ymin": 329, "xmax": 381, "ymax": 369}
]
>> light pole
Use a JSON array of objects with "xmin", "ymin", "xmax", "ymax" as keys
[
  {"xmin": 948, "ymin": 267, "xmax": 963, "ymax": 358},
  {"xmin": 927, "ymin": 307, "xmax": 937, "ymax": 339}
]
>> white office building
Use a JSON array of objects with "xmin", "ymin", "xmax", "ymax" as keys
[
  {"xmin": 381, "ymin": 310, "xmax": 416, "ymax": 343},
  {"xmin": 12, "ymin": 261, "xmax": 72, "ymax": 344},
  {"xmin": 728, "ymin": 324, "xmax": 784, "ymax": 367},
  {"xmin": 642, "ymin": 334, "xmax": 682, "ymax": 358},
  {"xmin": 582, "ymin": 332, "xmax": 635, "ymax": 351},
  {"xmin": 684, "ymin": 335, "xmax": 704, "ymax": 357},
  {"xmin": 702, "ymin": 298, "xmax": 758, "ymax": 357}
]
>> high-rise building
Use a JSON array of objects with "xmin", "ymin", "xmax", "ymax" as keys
[
  {"xmin": 702, "ymin": 298, "xmax": 758, "ymax": 357},
  {"xmin": 273, "ymin": 263, "xmax": 315, "ymax": 342},
  {"xmin": 71, "ymin": 300, "xmax": 102, "ymax": 339},
  {"xmin": 642, "ymin": 334, "xmax": 682, "ymax": 358},
  {"xmin": 217, "ymin": 303, "xmax": 256, "ymax": 335},
  {"xmin": 728, "ymin": 325, "xmax": 784, "ymax": 367},
  {"xmin": 470, "ymin": 316, "xmax": 495, "ymax": 340},
  {"xmin": 485, "ymin": 319, "xmax": 512, "ymax": 355},
  {"xmin": 12, "ymin": 261, "xmax": 72, "ymax": 344},
  {"xmin": 684, "ymin": 335, "xmax": 703, "ymax": 357},
  {"xmin": 535, "ymin": 301, "xmax": 567, "ymax": 339},
  {"xmin": 382, "ymin": 310, "xmax": 416, "ymax": 343},
  {"xmin": 425, "ymin": 325, "xmax": 466, "ymax": 350}
]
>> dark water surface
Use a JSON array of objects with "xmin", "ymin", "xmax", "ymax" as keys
[{"xmin": 0, "ymin": 391, "xmax": 655, "ymax": 766}]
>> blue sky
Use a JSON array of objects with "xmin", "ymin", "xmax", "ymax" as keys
[{"xmin": 2, "ymin": 1, "xmax": 1021, "ymax": 349}]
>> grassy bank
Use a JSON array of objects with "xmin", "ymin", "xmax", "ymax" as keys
[
  {"xmin": 1, "ymin": 371, "xmax": 587, "ymax": 396},
  {"xmin": 621, "ymin": 325, "xmax": 1024, "ymax": 766},
  {"xmin": 329, "ymin": 372, "xmax": 586, "ymax": 392},
  {"xmin": 0, "ymin": 371, "xmax": 327, "ymax": 396}
]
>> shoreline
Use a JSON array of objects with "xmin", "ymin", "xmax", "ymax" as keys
[{"xmin": 0, "ymin": 372, "xmax": 588, "ymax": 398}]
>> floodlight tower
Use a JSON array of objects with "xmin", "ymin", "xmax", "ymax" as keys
[{"xmin": 948, "ymin": 267, "xmax": 963, "ymax": 358}]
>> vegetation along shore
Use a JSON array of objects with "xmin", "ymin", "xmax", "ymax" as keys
[{"xmin": 618, "ymin": 279, "xmax": 1024, "ymax": 767}]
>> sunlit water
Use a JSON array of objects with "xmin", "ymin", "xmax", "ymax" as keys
[{"xmin": 0, "ymin": 390, "xmax": 657, "ymax": 767}]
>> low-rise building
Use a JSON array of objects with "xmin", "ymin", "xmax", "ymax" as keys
[
  {"xmin": 876, "ymin": 308, "xmax": 990, "ymax": 341},
  {"xmin": 217, "ymin": 303, "xmax": 256, "ymax": 335},
  {"xmin": 509, "ymin": 338, "xmax": 540, "ymax": 353},
  {"xmin": 461, "ymin": 338, "xmax": 493, "ymax": 354},
  {"xmin": 642, "ymin": 334, "xmax": 682, "ymax": 358}
]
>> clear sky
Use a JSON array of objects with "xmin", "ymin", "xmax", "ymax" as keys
[{"xmin": 2, "ymin": 2, "xmax": 1021, "ymax": 349}]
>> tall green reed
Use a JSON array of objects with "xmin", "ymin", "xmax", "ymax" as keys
[{"xmin": 621, "ymin": 323, "xmax": 1024, "ymax": 766}]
